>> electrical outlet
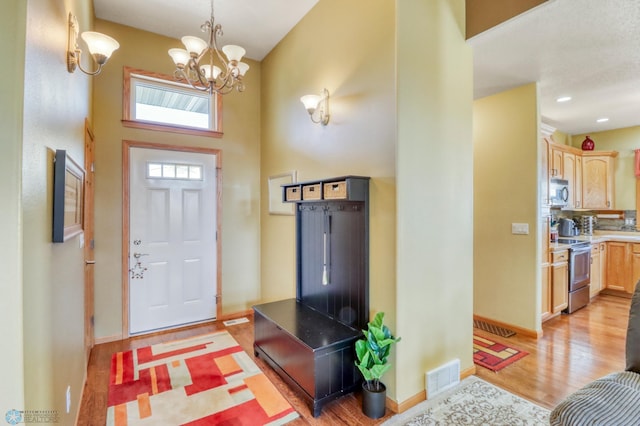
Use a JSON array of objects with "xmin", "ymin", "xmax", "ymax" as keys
[
  {"xmin": 66, "ymin": 386, "xmax": 71, "ymax": 414},
  {"xmin": 511, "ymin": 223, "xmax": 529, "ymax": 235}
]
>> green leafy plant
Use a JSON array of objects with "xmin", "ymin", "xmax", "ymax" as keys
[{"xmin": 355, "ymin": 312, "xmax": 401, "ymax": 391}]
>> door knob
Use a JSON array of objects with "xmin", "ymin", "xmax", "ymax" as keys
[{"xmin": 133, "ymin": 252, "xmax": 149, "ymax": 259}]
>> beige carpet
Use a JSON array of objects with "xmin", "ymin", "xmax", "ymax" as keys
[{"xmin": 382, "ymin": 376, "xmax": 549, "ymax": 426}]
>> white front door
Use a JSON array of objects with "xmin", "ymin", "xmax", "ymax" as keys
[{"xmin": 128, "ymin": 147, "xmax": 217, "ymax": 335}]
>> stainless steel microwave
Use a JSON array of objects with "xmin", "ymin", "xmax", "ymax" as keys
[{"xmin": 550, "ymin": 178, "xmax": 569, "ymax": 207}]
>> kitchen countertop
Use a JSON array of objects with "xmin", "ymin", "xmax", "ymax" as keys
[{"xmin": 550, "ymin": 231, "xmax": 640, "ymax": 251}]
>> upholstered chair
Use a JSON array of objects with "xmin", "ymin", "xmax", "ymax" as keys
[{"xmin": 549, "ymin": 282, "xmax": 640, "ymax": 425}]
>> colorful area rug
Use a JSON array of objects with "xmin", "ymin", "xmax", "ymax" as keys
[
  {"xmin": 106, "ymin": 331, "xmax": 298, "ymax": 425},
  {"xmin": 473, "ymin": 334, "xmax": 528, "ymax": 371},
  {"xmin": 381, "ymin": 376, "xmax": 549, "ymax": 425}
]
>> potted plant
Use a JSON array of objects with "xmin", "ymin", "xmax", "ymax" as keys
[{"xmin": 355, "ymin": 311, "xmax": 400, "ymax": 419}]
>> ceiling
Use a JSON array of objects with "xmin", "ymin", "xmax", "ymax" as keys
[
  {"xmin": 469, "ymin": 0, "xmax": 640, "ymax": 135},
  {"xmin": 95, "ymin": 0, "xmax": 639, "ymax": 136},
  {"xmin": 93, "ymin": 0, "xmax": 319, "ymax": 61}
]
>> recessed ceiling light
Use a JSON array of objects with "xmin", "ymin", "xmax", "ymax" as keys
[
  {"xmin": 556, "ymin": 96, "xmax": 572, "ymax": 103},
  {"xmin": 596, "ymin": 118, "xmax": 609, "ymax": 123}
]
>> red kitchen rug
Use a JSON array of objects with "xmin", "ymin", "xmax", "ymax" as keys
[
  {"xmin": 473, "ymin": 334, "xmax": 529, "ymax": 372},
  {"xmin": 106, "ymin": 330, "xmax": 298, "ymax": 425}
]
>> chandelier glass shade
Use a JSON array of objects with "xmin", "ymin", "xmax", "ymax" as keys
[{"xmin": 168, "ymin": 0, "xmax": 249, "ymax": 95}]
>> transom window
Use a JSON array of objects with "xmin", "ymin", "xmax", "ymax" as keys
[
  {"xmin": 147, "ymin": 162, "xmax": 203, "ymax": 181},
  {"xmin": 123, "ymin": 67, "xmax": 222, "ymax": 138}
]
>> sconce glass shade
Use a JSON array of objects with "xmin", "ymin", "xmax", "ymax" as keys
[
  {"xmin": 300, "ymin": 88, "xmax": 329, "ymax": 125},
  {"xmin": 80, "ymin": 31, "xmax": 120, "ymax": 65},
  {"xmin": 222, "ymin": 45, "xmax": 246, "ymax": 63},
  {"xmin": 300, "ymin": 94, "xmax": 321, "ymax": 113},
  {"xmin": 168, "ymin": 48, "xmax": 190, "ymax": 67},
  {"xmin": 67, "ymin": 12, "xmax": 119, "ymax": 75},
  {"xmin": 181, "ymin": 36, "xmax": 208, "ymax": 56}
]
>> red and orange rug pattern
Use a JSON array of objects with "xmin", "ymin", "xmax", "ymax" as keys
[
  {"xmin": 106, "ymin": 331, "xmax": 298, "ymax": 425},
  {"xmin": 473, "ymin": 334, "xmax": 529, "ymax": 372}
]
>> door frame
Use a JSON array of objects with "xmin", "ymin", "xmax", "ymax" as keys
[
  {"xmin": 84, "ymin": 119, "xmax": 95, "ymax": 362},
  {"xmin": 121, "ymin": 140, "xmax": 223, "ymax": 338}
]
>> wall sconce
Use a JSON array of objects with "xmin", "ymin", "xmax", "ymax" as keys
[
  {"xmin": 67, "ymin": 12, "xmax": 119, "ymax": 76},
  {"xmin": 300, "ymin": 88, "xmax": 330, "ymax": 125}
]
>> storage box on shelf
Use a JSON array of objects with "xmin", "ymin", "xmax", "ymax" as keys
[
  {"xmin": 285, "ymin": 185, "xmax": 302, "ymax": 202},
  {"xmin": 302, "ymin": 183, "xmax": 322, "ymax": 200}
]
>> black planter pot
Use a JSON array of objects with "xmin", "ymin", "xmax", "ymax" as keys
[{"xmin": 362, "ymin": 381, "xmax": 386, "ymax": 419}]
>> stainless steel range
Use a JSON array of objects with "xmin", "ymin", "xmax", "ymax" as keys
[{"xmin": 558, "ymin": 239, "xmax": 592, "ymax": 313}]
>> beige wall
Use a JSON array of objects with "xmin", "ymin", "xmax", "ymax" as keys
[
  {"xmin": 260, "ymin": 0, "xmax": 398, "ymax": 393},
  {"xmin": 92, "ymin": 20, "xmax": 262, "ymax": 340},
  {"xmin": 0, "ymin": 0, "xmax": 26, "ymax": 414},
  {"xmin": 260, "ymin": 1, "xmax": 397, "ymax": 306},
  {"xmin": 261, "ymin": 0, "xmax": 474, "ymax": 405},
  {"xmin": 571, "ymin": 127, "xmax": 640, "ymax": 210},
  {"xmin": 396, "ymin": 0, "xmax": 474, "ymax": 403},
  {"xmin": 551, "ymin": 129, "xmax": 571, "ymax": 145},
  {"xmin": 20, "ymin": 0, "xmax": 93, "ymax": 421},
  {"xmin": 473, "ymin": 83, "xmax": 541, "ymax": 333}
]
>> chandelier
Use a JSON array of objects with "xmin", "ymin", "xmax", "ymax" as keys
[{"xmin": 168, "ymin": 0, "xmax": 249, "ymax": 95}]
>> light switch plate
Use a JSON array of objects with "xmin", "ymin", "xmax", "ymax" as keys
[{"xmin": 512, "ymin": 223, "xmax": 529, "ymax": 235}]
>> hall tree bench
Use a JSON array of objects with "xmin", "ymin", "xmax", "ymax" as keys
[{"xmin": 253, "ymin": 176, "xmax": 370, "ymax": 417}]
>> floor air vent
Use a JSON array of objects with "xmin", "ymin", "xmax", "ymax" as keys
[{"xmin": 426, "ymin": 359, "xmax": 460, "ymax": 399}]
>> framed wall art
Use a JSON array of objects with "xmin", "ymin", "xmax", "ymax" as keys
[
  {"xmin": 53, "ymin": 150, "xmax": 85, "ymax": 242},
  {"xmin": 268, "ymin": 171, "xmax": 297, "ymax": 215}
]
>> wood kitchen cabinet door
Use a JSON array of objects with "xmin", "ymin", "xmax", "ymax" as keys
[
  {"xmin": 605, "ymin": 242, "xmax": 630, "ymax": 292},
  {"xmin": 575, "ymin": 155, "xmax": 582, "ymax": 208},
  {"xmin": 590, "ymin": 243, "xmax": 601, "ymax": 297},
  {"xmin": 583, "ymin": 155, "xmax": 614, "ymax": 209},
  {"xmin": 631, "ymin": 244, "xmax": 640, "ymax": 293},
  {"xmin": 550, "ymin": 146, "xmax": 564, "ymax": 178},
  {"xmin": 551, "ymin": 250, "xmax": 569, "ymax": 313},
  {"xmin": 541, "ymin": 263, "xmax": 552, "ymax": 321},
  {"xmin": 563, "ymin": 153, "xmax": 576, "ymax": 208}
]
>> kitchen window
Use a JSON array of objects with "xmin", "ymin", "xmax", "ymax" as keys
[{"xmin": 122, "ymin": 67, "xmax": 222, "ymax": 138}]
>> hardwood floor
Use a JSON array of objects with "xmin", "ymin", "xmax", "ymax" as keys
[{"xmin": 78, "ymin": 293, "xmax": 631, "ymax": 425}]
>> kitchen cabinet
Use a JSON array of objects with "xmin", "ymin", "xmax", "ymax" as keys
[
  {"xmin": 541, "ymin": 263, "xmax": 552, "ymax": 321},
  {"xmin": 541, "ymin": 138, "xmax": 550, "ymax": 207},
  {"xmin": 575, "ymin": 155, "xmax": 583, "ymax": 208},
  {"xmin": 632, "ymin": 244, "xmax": 640, "ymax": 292},
  {"xmin": 582, "ymin": 153, "xmax": 617, "ymax": 209},
  {"xmin": 550, "ymin": 145, "xmax": 564, "ymax": 178},
  {"xmin": 541, "ymin": 217, "xmax": 552, "ymax": 321},
  {"xmin": 546, "ymin": 142, "xmax": 617, "ymax": 209},
  {"xmin": 600, "ymin": 243, "xmax": 606, "ymax": 291},
  {"xmin": 605, "ymin": 242, "xmax": 636, "ymax": 294},
  {"xmin": 590, "ymin": 243, "xmax": 601, "ymax": 297},
  {"xmin": 551, "ymin": 249, "xmax": 569, "ymax": 313},
  {"xmin": 562, "ymin": 152, "xmax": 577, "ymax": 208}
]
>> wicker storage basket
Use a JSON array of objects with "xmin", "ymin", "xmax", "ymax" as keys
[
  {"xmin": 285, "ymin": 186, "xmax": 301, "ymax": 201},
  {"xmin": 323, "ymin": 181, "xmax": 347, "ymax": 199},
  {"xmin": 302, "ymin": 184, "xmax": 322, "ymax": 200}
]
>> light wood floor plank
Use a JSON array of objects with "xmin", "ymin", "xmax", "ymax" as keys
[{"xmin": 78, "ymin": 293, "xmax": 630, "ymax": 425}]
